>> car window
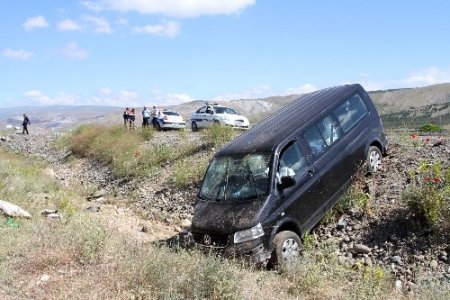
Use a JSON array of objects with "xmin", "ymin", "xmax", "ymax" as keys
[
  {"xmin": 333, "ymin": 94, "xmax": 368, "ymax": 133},
  {"xmin": 317, "ymin": 115, "xmax": 341, "ymax": 146},
  {"xmin": 214, "ymin": 107, "xmax": 237, "ymax": 114},
  {"xmin": 278, "ymin": 141, "xmax": 307, "ymax": 181},
  {"xmin": 196, "ymin": 107, "xmax": 206, "ymax": 114},
  {"xmin": 164, "ymin": 112, "xmax": 179, "ymax": 116},
  {"xmin": 304, "ymin": 126, "xmax": 327, "ymax": 157}
]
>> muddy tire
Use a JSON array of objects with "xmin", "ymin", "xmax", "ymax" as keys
[
  {"xmin": 191, "ymin": 121, "xmax": 198, "ymax": 132},
  {"xmin": 270, "ymin": 230, "xmax": 303, "ymax": 270},
  {"xmin": 366, "ymin": 146, "xmax": 382, "ymax": 174}
]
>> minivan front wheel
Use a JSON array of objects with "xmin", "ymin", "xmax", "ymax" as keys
[
  {"xmin": 366, "ymin": 146, "xmax": 382, "ymax": 174},
  {"xmin": 271, "ymin": 230, "xmax": 303, "ymax": 270}
]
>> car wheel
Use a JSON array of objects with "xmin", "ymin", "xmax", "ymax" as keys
[
  {"xmin": 366, "ymin": 146, "xmax": 382, "ymax": 174},
  {"xmin": 191, "ymin": 121, "xmax": 198, "ymax": 132},
  {"xmin": 270, "ymin": 230, "xmax": 303, "ymax": 270}
]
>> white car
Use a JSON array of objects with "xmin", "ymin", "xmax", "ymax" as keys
[
  {"xmin": 154, "ymin": 111, "xmax": 186, "ymax": 130},
  {"xmin": 190, "ymin": 104, "xmax": 250, "ymax": 131}
]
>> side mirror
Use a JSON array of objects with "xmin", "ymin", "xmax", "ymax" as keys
[{"xmin": 278, "ymin": 176, "xmax": 296, "ymax": 189}]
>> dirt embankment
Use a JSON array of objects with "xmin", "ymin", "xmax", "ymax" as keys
[{"xmin": 1, "ymin": 128, "xmax": 449, "ymax": 289}]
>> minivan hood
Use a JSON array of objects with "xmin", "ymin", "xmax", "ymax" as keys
[{"xmin": 191, "ymin": 199, "xmax": 262, "ymax": 235}]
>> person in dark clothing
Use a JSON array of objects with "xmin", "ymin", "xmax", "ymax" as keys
[
  {"xmin": 22, "ymin": 114, "xmax": 30, "ymax": 134},
  {"xmin": 123, "ymin": 108, "xmax": 129, "ymax": 127}
]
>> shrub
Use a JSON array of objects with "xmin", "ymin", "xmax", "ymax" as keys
[
  {"xmin": 420, "ymin": 123, "xmax": 443, "ymax": 132},
  {"xmin": 203, "ymin": 124, "xmax": 235, "ymax": 148},
  {"xmin": 403, "ymin": 161, "xmax": 450, "ymax": 231},
  {"xmin": 67, "ymin": 124, "xmax": 177, "ymax": 178},
  {"xmin": 172, "ymin": 156, "xmax": 209, "ymax": 188}
]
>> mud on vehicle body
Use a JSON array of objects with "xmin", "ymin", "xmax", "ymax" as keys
[{"xmin": 190, "ymin": 84, "xmax": 388, "ymax": 268}]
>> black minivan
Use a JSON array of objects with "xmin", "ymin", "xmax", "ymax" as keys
[{"xmin": 190, "ymin": 84, "xmax": 388, "ymax": 267}]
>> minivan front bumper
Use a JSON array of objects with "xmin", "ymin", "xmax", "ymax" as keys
[{"xmin": 190, "ymin": 232, "xmax": 271, "ymax": 264}]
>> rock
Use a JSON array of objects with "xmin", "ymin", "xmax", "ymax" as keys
[
  {"xmin": 0, "ymin": 200, "xmax": 32, "ymax": 218},
  {"xmin": 336, "ymin": 216, "xmax": 348, "ymax": 230},
  {"xmin": 353, "ymin": 244, "xmax": 371, "ymax": 254},
  {"xmin": 391, "ymin": 256, "xmax": 403, "ymax": 265},
  {"xmin": 85, "ymin": 206, "xmax": 100, "ymax": 213},
  {"xmin": 430, "ymin": 260, "xmax": 438, "ymax": 269},
  {"xmin": 41, "ymin": 209, "xmax": 58, "ymax": 215},
  {"xmin": 86, "ymin": 189, "xmax": 107, "ymax": 201},
  {"xmin": 180, "ymin": 218, "xmax": 192, "ymax": 229},
  {"xmin": 40, "ymin": 274, "xmax": 50, "ymax": 282},
  {"xmin": 395, "ymin": 280, "xmax": 402, "ymax": 291}
]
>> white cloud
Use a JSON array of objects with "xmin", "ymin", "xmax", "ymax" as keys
[
  {"xmin": 81, "ymin": 15, "xmax": 112, "ymax": 33},
  {"xmin": 282, "ymin": 84, "xmax": 318, "ymax": 95},
  {"xmin": 116, "ymin": 17, "xmax": 128, "ymax": 26},
  {"xmin": 58, "ymin": 42, "xmax": 89, "ymax": 60},
  {"xmin": 213, "ymin": 85, "xmax": 272, "ymax": 101},
  {"xmin": 132, "ymin": 21, "xmax": 180, "ymax": 38},
  {"xmin": 2, "ymin": 49, "xmax": 33, "ymax": 60},
  {"xmin": 149, "ymin": 89, "xmax": 195, "ymax": 106},
  {"xmin": 58, "ymin": 19, "xmax": 82, "ymax": 31},
  {"xmin": 23, "ymin": 15, "xmax": 49, "ymax": 31},
  {"xmin": 358, "ymin": 66, "xmax": 450, "ymax": 91},
  {"xmin": 398, "ymin": 67, "xmax": 450, "ymax": 87},
  {"xmin": 82, "ymin": 0, "xmax": 255, "ymax": 18},
  {"xmin": 26, "ymin": 91, "xmax": 57, "ymax": 105}
]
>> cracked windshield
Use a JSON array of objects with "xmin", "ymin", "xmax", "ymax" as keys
[{"xmin": 199, "ymin": 153, "xmax": 271, "ymax": 201}]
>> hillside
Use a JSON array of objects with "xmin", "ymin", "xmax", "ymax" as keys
[{"xmin": 2, "ymin": 83, "xmax": 450, "ymax": 131}]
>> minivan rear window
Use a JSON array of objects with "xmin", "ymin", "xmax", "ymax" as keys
[{"xmin": 333, "ymin": 94, "xmax": 368, "ymax": 133}]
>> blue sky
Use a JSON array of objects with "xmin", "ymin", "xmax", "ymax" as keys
[{"xmin": 1, "ymin": 0, "xmax": 450, "ymax": 107}]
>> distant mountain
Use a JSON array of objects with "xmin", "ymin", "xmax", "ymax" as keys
[
  {"xmin": 1, "ymin": 83, "xmax": 450, "ymax": 130},
  {"xmin": 0, "ymin": 105, "xmax": 120, "ymax": 129}
]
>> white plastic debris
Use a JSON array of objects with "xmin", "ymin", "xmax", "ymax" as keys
[{"xmin": 0, "ymin": 200, "xmax": 32, "ymax": 218}]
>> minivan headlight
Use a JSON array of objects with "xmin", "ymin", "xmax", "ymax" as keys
[{"xmin": 234, "ymin": 223, "xmax": 264, "ymax": 244}]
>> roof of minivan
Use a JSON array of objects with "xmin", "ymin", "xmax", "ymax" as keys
[{"xmin": 216, "ymin": 84, "xmax": 367, "ymax": 156}]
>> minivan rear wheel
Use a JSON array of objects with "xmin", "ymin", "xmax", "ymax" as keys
[
  {"xmin": 366, "ymin": 146, "xmax": 382, "ymax": 174},
  {"xmin": 270, "ymin": 230, "xmax": 303, "ymax": 270}
]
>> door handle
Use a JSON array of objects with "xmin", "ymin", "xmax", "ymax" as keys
[{"xmin": 307, "ymin": 169, "xmax": 315, "ymax": 177}]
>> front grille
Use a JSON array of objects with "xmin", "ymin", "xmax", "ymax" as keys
[{"xmin": 192, "ymin": 232, "xmax": 229, "ymax": 248}]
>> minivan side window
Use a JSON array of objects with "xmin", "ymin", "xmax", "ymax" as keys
[
  {"xmin": 278, "ymin": 141, "xmax": 307, "ymax": 181},
  {"xmin": 333, "ymin": 94, "xmax": 368, "ymax": 133},
  {"xmin": 304, "ymin": 126, "xmax": 327, "ymax": 157},
  {"xmin": 316, "ymin": 115, "xmax": 341, "ymax": 146}
]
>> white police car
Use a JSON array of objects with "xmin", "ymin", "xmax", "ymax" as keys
[
  {"xmin": 154, "ymin": 110, "xmax": 186, "ymax": 131},
  {"xmin": 190, "ymin": 104, "xmax": 250, "ymax": 131}
]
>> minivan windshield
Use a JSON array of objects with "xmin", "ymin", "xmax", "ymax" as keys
[{"xmin": 199, "ymin": 153, "xmax": 271, "ymax": 202}]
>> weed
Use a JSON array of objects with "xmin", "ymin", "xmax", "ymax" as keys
[
  {"xmin": 203, "ymin": 124, "xmax": 235, "ymax": 147},
  {"xmin": 420, "ymin": 123, "xmax": 443, "ymax": 132},
  {"xmin": 172, "ymin": 156, "xmax": 209, "ymax": 188},
  {"xmin": 403, "ymin": 160, "xmax": 450, "ymax": 231}
]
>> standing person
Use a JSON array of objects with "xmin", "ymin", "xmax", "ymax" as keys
[
  {"xmin": 22, "ymin": 114, "xmax": 30, "ymax": 134},
  {"xmin": 151, "ymin": 105, "xmax": 160, "ymax": 128},
  {"xmin": 142, "ymin": 106, "xmax": 150, "ymax": 129},
  {"xmin": 123, "ymin": 108, "xmax": 129, "ymax": 127},
  {"xmin": 128, "ymin": 108, "xmax": 136, "ymax": 129}
]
